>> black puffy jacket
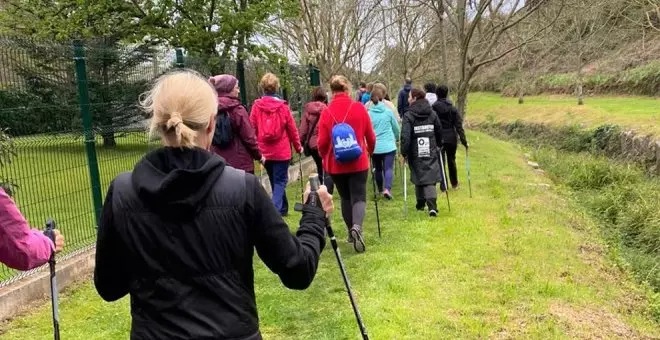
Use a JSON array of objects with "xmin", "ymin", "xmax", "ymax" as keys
[
  {"xmin": 401, "ymin": 99, "xmax": 444, "ymax": 186},
  {"xmin": 94, "ymin": 147, "xmax": 326, "ymax": 340},
  {"xmin": 431, "ymin": 98, "xmax": 467, "ymax": 145}
]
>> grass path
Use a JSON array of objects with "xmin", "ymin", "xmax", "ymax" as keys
[
  {"xmin": 1, "ymin": 131, "xmax": 659, "ymax": 339},
  {"xmin": 467, "ymin": 92, "xmax": 660, "ymax": 136}
]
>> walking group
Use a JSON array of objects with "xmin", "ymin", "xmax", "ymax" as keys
[
  {"xmin": 205, "ymin": 71, "xmax": 469, "ymax": 255},
  {"xmin": 87, "ymin": 69, "xmax": 470, "ymax": 339}
]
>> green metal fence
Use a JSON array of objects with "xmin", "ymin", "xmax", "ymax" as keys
[{"xmin": 0, "ymin": 36, "xmax": 320, "ymax": 286}]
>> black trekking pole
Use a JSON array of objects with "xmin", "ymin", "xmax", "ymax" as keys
[
  {"xmin": 308, "ymin": 174, "xmax": 369, "ymax": 340},
  {"xmin": 403, "ymin": 161, "xmax": 408, "ymax": 220},
  {"xmin": 437, "ymin": 149, "xmax": 451, "ymax": 212},
  {"xmin": 298, "ymin": 153, "xmax": 304, "ymax": 203},
  {"xmin": 44, "ymin": 219, "xmax": 60, "ymax": 340},
  {"xmin": 465, "ymin": 146, "xmax": 472, "ymax": 198},
  {"xmin": 369, "ymin": 159, "xmax": 382, "ymax": 238}
]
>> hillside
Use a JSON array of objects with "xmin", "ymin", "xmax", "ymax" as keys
[{"xmin": 473, "ymin": 33, "xmax": 660, "ymax": 97}]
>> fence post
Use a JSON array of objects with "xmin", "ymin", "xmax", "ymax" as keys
[
  {"xmin": 73, "ymin": 41, "xmax": 103, "ymax": 226},
  {"xmin": 175, "ymin": 48, "xmax": 184, "ymax": 68},
  {"xmin": 236, "ymin": 59, "xmax": 247, "ymax": 105},
  {"xmin": 280, "ymin": 64, "xmax": 289, "ymax": 101},
  {"xmin": 309, "ymin": 64, "xmax": 321, "ymax": 87}
]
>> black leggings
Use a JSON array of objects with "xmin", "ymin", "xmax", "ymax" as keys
[
  {"xmin": 310, "ymin": 149, "xmax": 334, "ymax": 194},
  {"xmin": 441, "ymin": 143, "xmax": 458, "ymax": 188},
  {"xmin": 331, "ymin": 171, "xmax": 368, "ymax": 230}
]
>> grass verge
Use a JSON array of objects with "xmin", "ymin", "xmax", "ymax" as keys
[
  {"xmin": 466, "ymin": 92, "xmax": 659, "ymax": 136},
  {"xmin": 1, "ymin": 131, "xmax": 659, "ymax": 339}
]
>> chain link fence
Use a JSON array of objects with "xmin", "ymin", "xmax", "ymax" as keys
[{"xmin": 0, "ymin": 36, "xmax": 320, "ymax": 286}]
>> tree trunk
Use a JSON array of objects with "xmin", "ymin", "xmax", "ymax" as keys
[
  {"xmin": 576, "ymin": 54, "xmax": 584, "ymax": 105},
  {"xmin": 438, "ymin": 0, "xmax": 449, "ymax": 84},
  {"xmin": 456, "ymin": 82, "xmax": 469, "ymax": 117}
]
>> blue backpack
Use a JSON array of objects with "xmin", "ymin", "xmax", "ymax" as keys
[{"xmin": 331, "ymin": 104, "xmax": 363, "ymax": 163}]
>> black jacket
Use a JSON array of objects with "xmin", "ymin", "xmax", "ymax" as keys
[
  {"xmin": 397, "ymin": 84, "xmax": 412, "ymax": 118},
  {"xmin": 431, "ymin": 98, "xmax": 467, "ymax": 146},
  {"xmin": 401, "ymin": 99, "xmax": 444, "ymax": 186},
  {"xmin": 94, "ymin": 147, "xmax": 326, "ymax": 340}
]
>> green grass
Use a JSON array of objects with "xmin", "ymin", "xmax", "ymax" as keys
[
  {"xmin": 467, "ymin": 92, "xmax": 660, "ymax": 136},
  {"xmin": 1, "ymin": 131, "xmax": 659, "ymax": 339},
  {"xmin": 0, "ymin": 132, "xmax": 152, "ymax": 281}
]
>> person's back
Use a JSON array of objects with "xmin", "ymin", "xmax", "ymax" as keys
[
  {"xmin": 397, "ymin": 78, "xmax": 413, "ymax": 118},
  {"xmin": 368, "ymin": 101, "xmax": 399, "ymax": 155},
  {"xmin": 400, "ymin": 88, "xmax": 443, "ymax": 216},
  {"xmin": 431, "ymin": 85, "xmax": 466, "ymax": 146},
  {"xmin": 209, "ymin": 74, "xmax": 263, "ymax": 174},
  {"xmin": 94, "ymin": 71, "xmax": 330, "ymax": 340},
  {"xmin": 318, "ymin": 88, "xmax": 375, "ymax": 176},
  {"xmin": 250, "ymin": 95, "xmax": 301, "ymax": 162},
  {"xmin": 432, "ymin": 85, "xmax": 467, "ymax": 190}
]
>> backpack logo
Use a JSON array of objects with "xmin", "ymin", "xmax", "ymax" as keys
[
  {"xmin": 332, "ymin": 123, "xmax": 362, "ymax": 163},
  {"xmin": 212, "ymin": 110, "xmax": 233, "ymax": 149},
  {"xmin": 330, "ymin": 103, "xmax": 362, "ymax": 163}
]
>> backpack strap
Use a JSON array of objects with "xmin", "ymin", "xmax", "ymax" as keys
[
  {"xmin": 341, "ymin": 103, "xmax": 355, "ymax": 123},
  {"xmin": 305, "ymin": 116, "xmax": 319, "ymax": 147}
]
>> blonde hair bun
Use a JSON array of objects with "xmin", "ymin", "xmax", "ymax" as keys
[{"xmin": 140, "ymin": 71, "xmax": 217, "ymax": 148}]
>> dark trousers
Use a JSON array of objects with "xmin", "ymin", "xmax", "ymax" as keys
[
  {"xmin": 331, "ymin": 171, "xmax": 368, "ymax": 230},
  {"xmin": 310, "ymin": 149, "xmax": 334, "ymax": 194},
  {"xmin": 441, "ymin": 143, "xmax": 459, "ymax": 188},
  {"xmin": 415, "ymin": 185, "xmax": 438, "ymax": 211},
  {"xmin": 265, "ymin": 160, "xmax": 289, "ymax": 216},
  {"xmin": 371, "ymin": 151, "xmax": 396, "ymax": 192}
]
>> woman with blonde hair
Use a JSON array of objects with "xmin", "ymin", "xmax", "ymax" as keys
[
  {"xmin": 94, "ymin": 70, "xmax": 333, "ymax": 339},
  {"xmin": 250, "ymin": 72, "xmax": 302, "ymax": 216},
  {"xmin": 317, "ymin": 75, "xmax": 376, "ymax": 253}
]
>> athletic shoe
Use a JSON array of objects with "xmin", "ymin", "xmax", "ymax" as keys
[
  {"xmin": 452, "ymin": 184, "xmax": 460, "ymax": 190},
  {"xmin": 416, "ymin": 200, "xmax": 425, "ymax": 211},
  {"xmin": 346, "ymin": 235, "xmax": 354, "ymax": 243},
  {"xmin": 350, "ymin": 225, "xmax": 366, "ymax": 253},
  {"xmin": 383, "ymin": 189, "xmax": 393, "ymax": 200},
  {"xmin": 429, "ymin": 210, "xmax": 438, "ymax": 217}
]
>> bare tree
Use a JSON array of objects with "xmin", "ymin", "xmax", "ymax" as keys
[
  {"xmin": 278, "ymin": 0, "xmax": 389, "ymax": 81},
  {"xmin": 419, "ymin": 0, "xmax": 450, "ymax": 83},
  {"xmin": 565, "ymin": 0, "xmax": 620, "ymax": 105},
  {"xmin": 443, "ymin": 0, "xmax": 562, "ymax": 115}
]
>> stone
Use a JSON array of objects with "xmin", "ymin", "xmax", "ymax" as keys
[
  {"xmin": 534, "ymin": 169, "xmax": 545, "ymax": 175},
  {"xmin": 527, "ymin": 161, "xmax": 540, "ymax": 169}
]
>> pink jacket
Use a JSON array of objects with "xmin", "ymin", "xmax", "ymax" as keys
[
  {"xmin": 249, "ymin": 96, "xmax": 302, "ymax": 161},
  {"xmin": 0, "ymin": 189, "xmax": 53, "ymax": 270}
]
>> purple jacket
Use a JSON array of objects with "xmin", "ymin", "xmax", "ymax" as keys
[
  {"xmin": 0, "ymin": 188, "xmax": 53, "ymax": 270},
  {"xmin": 211, "ymin": 96, "xmax": 262, "ymax": 173}
]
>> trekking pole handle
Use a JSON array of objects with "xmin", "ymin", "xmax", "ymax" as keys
[
  {"xmin": 307, "ymin": 174, "xmax": 322, "ymax": 208},
  {"xmin": 44, "ymin": 219, "xmax": 56, "ymax": 260}
]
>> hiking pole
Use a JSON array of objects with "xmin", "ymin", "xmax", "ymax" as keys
[
  {"xmin": 44, "ymin": 219, "xmax": 60, "ymax": 340},
  {"xmin": 403, "ymin": 161, "xmax": 408, "ymax": 220},
  {"xmin": 369, "ymin": 159, "xmax": 382, "ymax": 238},
  {"xmin": 308, "ymin": 174, "xmax": 369, "ymax": 340},
  {"xmin": 465, "ymin": 146, "xmax": 473, "ymax": 198},
  {"xmin": 437, "ymin": 148, "xmax": 451, "ymax": 212},
  {"xmin": 298, "ymin": 153, "xmax": 304, "ymax": 203}
]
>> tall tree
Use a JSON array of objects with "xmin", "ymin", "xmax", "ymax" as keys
[
  {"xmin": 443, "ymin": 0, "xmax": 562, "ymax": 115},
  {"xmin": 279, "ymin": 0, "xmax": 389, "ymax": 81}
]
